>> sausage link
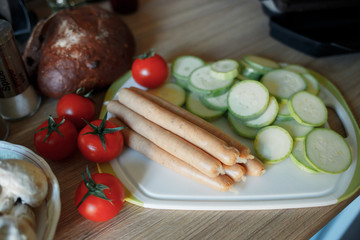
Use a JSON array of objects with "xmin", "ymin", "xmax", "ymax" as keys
[
  {"xmin": 109, "ymin": 118, "xmax": 234, "ymax": 192},
  {"xmin": 107, "ymin": 101, "xmax": 224, "ymax": 178},
  {"xmin": 117, "ymin": 88, "xmax": 240, "ymax": 165}
]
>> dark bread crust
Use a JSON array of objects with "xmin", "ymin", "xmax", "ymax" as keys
[{"xmin": 23, "ymin": 6, "xmax": 135, "ymax": 98}]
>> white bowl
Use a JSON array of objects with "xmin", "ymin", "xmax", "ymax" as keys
[{"xmin": 0, "ymin": 140, "xmax": 61, "ymax": 240}]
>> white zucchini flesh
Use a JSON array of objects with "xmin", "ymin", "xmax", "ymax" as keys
[
  {"xmin": 148, "ymin": 82, "xmax": 186, "ymax": 107},
  {"xmin": 290, "ymin": 139, "xmax": 319, "ymax": 173},
  {"xmin": 185, "ymin": 92, "xmax": 226, "ymax": 120},
  {"xmin": 261, "ymin": 69, "xmax": 307, "ymax": 99},
  {"xmin": 210, "ymin": 59, "xmax": 239, "ymax": 80},
  {"xmin": 228, "ymin": 80, "xmax": 269, "ymax": 119},
  {"xmin": 277, "ymin": 100, "xmax": 292, "ymax": 121},
  {"xmin": 228, "ymin": 112, "xmax": 259, "ymax": 139},
  {"xmin": 200, "ymin": 90, "xmax": 229, "ymax": 111},
  {"xmin": 243, "ymin": 96, "xmax": 279, "ymax": 128},
  {"xmin": 302, "ymin": 73, "xmax": 320, "ymax": 95},
  {"xmin": 273, "ymin": 118, "xmax": 314, "ymax": 140},
  {"xmin": 254, "ymin": 126, "xmax": 293, "ymax": 163},
  {"xmin": 171, "ymin": 55, "xmax": 205, "ymax": 79},
  {"xmin": 282, "ymin": 64, "xmax": 319, "ymax": 95},
  {"xmin": 288, "ymin": 91, "xmax": 327, "ymax": 126},
  {"xmin": 189, "ymin": 65, "xmax": 234, "ymax": 96},
  {"xmin": 305, "ymin": 128, "xmax": 352, "ymax": 174},
  {"xmin": 243, "ymin": 55, "xmax": 280, "ymax": 72}
]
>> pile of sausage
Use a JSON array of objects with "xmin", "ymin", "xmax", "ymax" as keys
[{"xmin": 107, "ymin": 87, "xmax": 265, "ymax": 192}]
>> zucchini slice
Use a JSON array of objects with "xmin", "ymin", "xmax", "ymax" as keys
[
  {"xmin": 185, "ymin": 92, "xmax": 226, "ymax": 121},
  {"xmin": 276, "ymin": 100, "xmax": 292, "ymax": 121},
  {"xmin": 243, "ymin": 96, "xmax": 279, "ymax": 128},
  {"xmin": 283, "ymin": 64, "xmax": 308, "ymax": 74},
  {"xmin": 243, "ymin": 55, "xmax": 280, "ymax": 72},
  {"xmin": 228, "ymin": 112, "xmax": 259, "ymax": 139},
  {"xmin": 261, "ymin": 69, "xmax": 307, "ymax": 100},
  {"xmin": 290, "ymin": 139, "xmax": 319, "ymax": 174},
  {"xmin": 172, "ymin": 55, "xmax": 205, "ymax": 80},
  {"xmin": 210, "ymin": 59, "xmax": 239, "ymax": 80},
  {"xmin": 239, "ymin": 60, "xmax": 265, "ymax": 80},
  {"xmin": 254, "ymin": 126, "xmax": 293, "ymax": 164},
  {"xmin": 288, "ymin": 91, "xmax": 327, "ymax": 127},
  {"xmin": 200, "ymin": 90, "xmax": 229, "ymax": 111},
  {"xmin": 189, "ymin": 65, "xmax": 234, "ymax": 97},
  {"xmin": 228, "ymin": 80, "xmax": 269, "ymax": 119},
  {"xmin": 273, "ymin": 118, "xmax": 314, "ymax": 140},
  {"xmin": 305, "ymin": 128, "xmax": 352, "ymax": 174},
  {"xmin": 302, "ymin": 73, "xmax": 320, "ymax": 95},
  {"xmin": 148, "ymin": 82, "xmax": 186, "ymax": 106}
]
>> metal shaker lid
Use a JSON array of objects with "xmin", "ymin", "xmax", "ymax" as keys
[{"xmin": 0, "ymin": 19, "xmax": 13, "ymax": 46}]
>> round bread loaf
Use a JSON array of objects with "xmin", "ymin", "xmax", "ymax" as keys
[{"xmin": 23, "ymin": 6, "xmax": 135, "ymax": 98}]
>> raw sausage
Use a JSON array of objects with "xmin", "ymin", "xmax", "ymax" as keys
[
  {"xmin": 116, "ymin": 87, "xmax": 241, "ymax": 165},
  {"xmin": 109, "ymin": 118, "xmax": 234, "ymax": 192},
  {"xmin": 107, "ymin": 101, "xmax": 224, "ymax": 177}
]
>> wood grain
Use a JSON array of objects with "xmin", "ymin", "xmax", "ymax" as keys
[{"xmin": 9, "ymin": 0, "xmax": 360, "ymax": 239}]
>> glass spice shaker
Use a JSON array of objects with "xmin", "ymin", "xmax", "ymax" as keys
[{"xmin": 0, "ymin": 19, "xmax": 41, "ymax": 121}]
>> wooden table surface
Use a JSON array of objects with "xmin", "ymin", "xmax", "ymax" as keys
[{"xmin": 7, "ymin": 0, "xmax": 360, "ymax": 239}]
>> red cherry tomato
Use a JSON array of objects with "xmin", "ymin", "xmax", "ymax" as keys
[
  {"xmin": 57, "ymin": 89, "xmax": 96, "ymax": 129},
  {"xmin": 131, "ymin": 49, "xmax": 168, "ymax": 88},
  {"xmin": 34, "ymin": 116, "xmax": 78, "ymax": 161},
  {"xmin": 78, "ymin": 117, "xmax": 124, "ymax": 163},
  {"xmin": 75, "ymin": 169, "xmax": 125, "ymax": 222}
]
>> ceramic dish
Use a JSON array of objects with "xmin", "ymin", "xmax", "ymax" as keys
[
  {"xmin": 0, "ymin": 141, "xmax": 61, "ymax": 239},
  {"xmin": 98, "ymin": 70, "xmax": 360, "ymax": 210}
]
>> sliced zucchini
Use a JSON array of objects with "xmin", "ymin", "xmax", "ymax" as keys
[
  {"xmin": 288, "ymin": 91, "xmax": 327, "ymax": 127},
  {"xmin": 290, "ymin": 139, "xmax": 319, "ymax": 174},
  {"xmin": 302, "ymin": 73, "xmax": 320, "ymax": 95},
  {"xmin": 243, "ymin": 96, "xmax": 279, "ymax": 128},
  {"xmin": 282, "ymin": 65, "xmax": 320, "ymax": 95},
  {"xmin": 254, "ymin": 126, "xmax": 293, "ymax": 164},
  {"xmin": 185, "ymin": 92, "xmax": 226, "ymax": 121},
  {"xmin": 175, "ymin": 76, "xmax": 190, "ymax": 90},
  {"xmin": 227, "ymin": 80, "xmax": 269, "ymax": 119},
  {"xmin": 261, "ymin": 69, "xmax": 307, "ymax": 100},
  {"xmin": 236, "ymin": 73, "xmax": 248, "ymax": 81},
  {"xmin": 189, "ymin": 65, "xmax": 234, "ymax": 97},
  {"xmin": 276, "ymin": 100, "xmax": 292, "ymax": 121},
  {"xmin": 239, "ymin": 60, "xmax": 265, "ymax": 80},
  {"xmin": 148, "ymin": 82, "xmax": 186, "ymax": 106},
  {"xmin": 171, "ymin": 55, "xmax": 205, "ymax": 81},
  {"xmin": 305, "ymin": 128, "xmax": 352, "ymax": 174},
  {"xmin": 200, "ymin": 90, "xmax": 229, "ymax": 111},
  {"xmin": 243, "ymin": 55, "xmax": 280, "ymax": 72},
  {"xmin": 228, "ymin": 112, "xmax": 259, "ymax": 139},
  {"xmin": 273, "ymin": 118, "xmax": 314, "ymax": 140},
  {"xmin": 210, "ymin": 59, "xmax": 239, "ymax": 80},
  {"xmin": 283, "ymin": 64, "xmax": 308, "ymax": 74}
]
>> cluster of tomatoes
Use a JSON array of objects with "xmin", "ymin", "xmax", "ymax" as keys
[
  {"xmin": 32, "ymin": 50, "xmax": 168, "ymax": 223},
  {"xmin": 34, "ymin": 89, "xmax": 124, "ymax": 163},
  {"xmin": 33, "ymin": 89, "xmax": 125, "ymax": 222}
]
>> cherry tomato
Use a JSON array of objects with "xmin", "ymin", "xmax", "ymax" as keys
[
  {"xmin": 78, "ymin": 115, "xmax": 124, "ymax": 163},
  {"xmin": 131, "ymin": 49, "xmax": 168, "ymax": 88},
  {"xmin": 57, "ymin": 89, "xmax": 96, "ymax": 129},
  {"xmin": 75, "ymin": 168, "xmax": 125, "ymax": 222},
  {"xmin": 34, "ymin": 116, "xmax": 78, "ymax": 161}
]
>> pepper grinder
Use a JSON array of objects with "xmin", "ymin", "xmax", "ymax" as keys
[{"xmin": 0, "ymin": 19, "xmax": 41, "ymax": 121}]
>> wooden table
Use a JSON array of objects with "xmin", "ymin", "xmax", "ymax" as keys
[{"xmin": 8, "ymin": 0, "xmax": 360, "ymax": 239}]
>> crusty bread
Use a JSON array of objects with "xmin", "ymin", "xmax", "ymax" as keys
[{"xmin": 23, "ymin": 6, "xmax": 135, "ymax": 98}]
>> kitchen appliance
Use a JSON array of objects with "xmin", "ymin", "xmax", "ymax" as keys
[{"xmin": 260, "ymin": 0, "xmax": 360, "ymax": 57}]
